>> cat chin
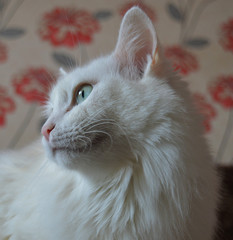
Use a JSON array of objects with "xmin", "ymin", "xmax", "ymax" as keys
[
  {"xmin": 42, "ymin": 137, "xmax": 79, "ymax": 169},
  {"xmin": 42, "ymin": 136, "xmax": 122, "ymax": 176},
  {"xmin": 51, "ymin": 150, "xmax": 77, "ymax": 170}
]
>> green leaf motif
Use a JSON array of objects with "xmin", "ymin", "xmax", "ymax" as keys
[
  {"xmin": 94, "ymin": 10, "xmax": 112, "ymax": 20},
  {"xmin": 52, "ymin": 52, "xmax": 77, "ymax": 68},
  {"xmin": 0, "ymin": 28, "xmax": 25, "ymax": 38},
  {"xmin": 167, "ymin": 3, "xmax": 184, "ymax": 21},
  {"xmin": 185, "ymin": 38, "xmax": 209, "ymax": 48},
  {"xmin": 0, "ymin": 0, "xmax": 6, "ymax": 11}
]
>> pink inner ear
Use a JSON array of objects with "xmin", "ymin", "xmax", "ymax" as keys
[{"xmin": 133, "ymin": 29, "xmax": 154, "ymax": 69}]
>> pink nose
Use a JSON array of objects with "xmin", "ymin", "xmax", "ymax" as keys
[{"xmin": 41, "ymin": 123, "xmax": 55, "ymax": 141}]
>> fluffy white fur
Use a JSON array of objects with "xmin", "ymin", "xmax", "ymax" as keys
[{"xmin": 0, "ymin": 7, "xmax": 218, "ymax": 240}]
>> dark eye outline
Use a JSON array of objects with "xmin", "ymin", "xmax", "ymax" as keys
[
  {"xmin": 75, "ymin": 85, "xmax": 93, "ymax": 104},
  {"xmin": 70, "ymin": 82, "xmax": 96, "ymax": 107}
]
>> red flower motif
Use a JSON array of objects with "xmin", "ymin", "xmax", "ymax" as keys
[
  {"xmin": 193, "ymin": 93, "xmax": 216, "ymax": 133},
  {"xmin": 165, "ymin": 46, "xmax": 199, "ymax": 76},
  {"xmin": 0, "ymin": 86, "xmax": 15, "ymax": 127},
  {"xmin": 119, "ymin": 1, "xmax": 156, "ymax": 22},
  {"xmin": 220, "ymin": 18, "xmax": 233, "ymax": 53},
  {"xmin": 39, "ymin": 7, "xmax": 100, "ymax": 48},
  {"xmin": 209, "ymin": 75, "xmax": 233, "ymax": 109},
  {"xmin": 0, "ymin": 41, "xmax": 7, "ymax": 63},
  {"xmin": 12, "ymin": 67, "xmax": 56, "ymax": 105}
]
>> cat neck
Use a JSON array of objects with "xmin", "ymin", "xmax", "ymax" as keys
[{"xmin": 74, "ymin": 149, "xmax": 136, "ymax": 186}]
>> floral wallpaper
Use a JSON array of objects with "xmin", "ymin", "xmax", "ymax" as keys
[
  {"xmin": 39, "ymin": 8, "xmax": 100, "ymax": 47},
  {"xmin": 0, "ymin": 0, "xmax": 233, "ymax": 164}
]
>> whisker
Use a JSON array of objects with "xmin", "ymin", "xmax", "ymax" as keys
[
  {"xmin": 75, "ymin": 135, "xmax": 93, "ymax": 152},
  {"xmin": 74, "ymin": 99, "xmax": 121, "ymax": 130},
  {"xmin": 88, "ymin": 118, "xmax": 135, "ymax": 156},
  {"xmin": 85, "ymin": 120, "xmax": 116, "ymax": 131},
  {"xmin": 65, "ymin": 11, "xmax": 78, "ymax": 69},
  {"xmin": 85, "ymin": 129, "xmax": 113, "ymax": 150},
  {"xmin": 66, "ymin": 104, "xmax": 115, "ymax": 133},
  {"xmin": 50, "ymin": 97, "xmax": 136, "ymax": 155}
]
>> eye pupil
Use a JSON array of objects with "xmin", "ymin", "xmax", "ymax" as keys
[{"xmin": 76, "ymin": 84, "xmax": 93, "ymax": 105}]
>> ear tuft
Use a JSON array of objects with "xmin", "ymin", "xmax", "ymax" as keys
[
  {"xmin": 113, "ymin": 7, "xmax": 158, "ymax": 79},
  {"xmin": 59, "ymin": 67, "xmax": 67, "ymax": 76}
]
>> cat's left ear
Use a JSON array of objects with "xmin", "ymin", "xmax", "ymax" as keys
[
  {"xmin": 113, "ymin": 7, "xmax": 162, "ymax": 79},
  {"xmin": 59, "ymin": 67, "xmax": 67, "ymax": 77}
]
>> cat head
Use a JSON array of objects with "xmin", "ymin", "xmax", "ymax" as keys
[{"xmin": 41, "ymin": 7, "xmax": 179, "ymax": 178}]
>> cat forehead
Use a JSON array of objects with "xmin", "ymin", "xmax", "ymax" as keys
[
  {"xmin": 49, "ymin": 56, "xmax": 116, "ymax": 102},
  {"xmin": 61, "ymin": 56, "xmax": 114, "ymax": 84}
]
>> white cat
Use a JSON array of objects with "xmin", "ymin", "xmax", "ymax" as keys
[{"xmin": 0, "ymin": 7, "xmax": 219, "ymax": 240}]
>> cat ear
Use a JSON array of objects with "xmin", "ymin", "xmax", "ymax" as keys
[
  {"xmin": 59, "ymin": 67, "xmax": 67, "ymax": 76},
  {"xmin": 113, "ymin": 7, "xmax": 160, "ymax": 79}
]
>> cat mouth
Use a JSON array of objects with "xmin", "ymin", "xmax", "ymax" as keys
[
  {"xmin": 50, "ymin": 145, "xmax": 88, "ymax": 155},
  {"xmin": 49, "ymin": 133, "xmax": 109, "ymax": 155}
]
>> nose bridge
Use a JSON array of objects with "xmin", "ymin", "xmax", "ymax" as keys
[
  {"xmin": 41, "ymin": 111, "xmax": 59, "ymax": 140},
  {"xmin": 41, "ymin": 108, "xmax": 66, "ymax": 141}
]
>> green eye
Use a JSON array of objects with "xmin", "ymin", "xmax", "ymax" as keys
[{"xmin": 76, "ymin": 85, "xmax": 93, "ymax": 104}]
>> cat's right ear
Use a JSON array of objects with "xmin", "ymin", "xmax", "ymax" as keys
[{"xmin": 113, "ymin": 7, "xmax": 163, "ymax": 79}]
